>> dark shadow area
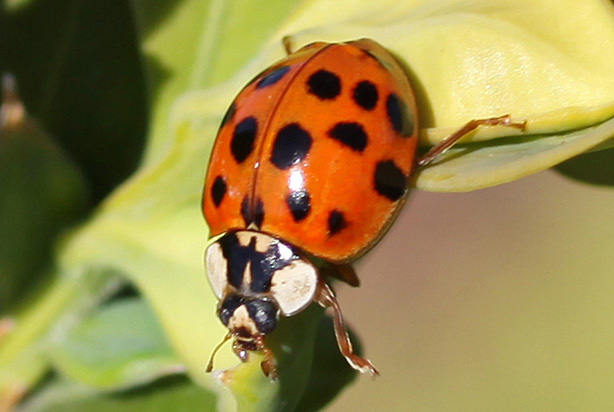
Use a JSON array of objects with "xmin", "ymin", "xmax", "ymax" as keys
[
  {"xmin": 555, "ymin": 147, "xmax": 614, "ymax": 187},
  {"xmin": 0, "ymin": 0, "xmax": 148, "ymax": 202}
]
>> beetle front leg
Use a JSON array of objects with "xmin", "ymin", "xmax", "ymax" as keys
[
  {"xmin": 315, "ymin": 281, "xmax": 379, "ymax": 376},
  {"xmin": 254, "ymin": 335, "xmax": 278, "ymax": 380}
]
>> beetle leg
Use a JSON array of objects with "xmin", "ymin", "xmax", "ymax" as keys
[
  {"xmin": 315, "ymin": 282, "xmax": 379, "ymax": 376},
  {"xmin": 320, "ymin": 262, "xmax": 360, "ymax": 287},
  {"xmin": 256, "ymin": 336, "xmax": 278, "ymax": 380},
  {"xmin": 417, "ymin": 114, "xmax": 527, "ymax": 167},
  {"xmin": 282, "ymin": 36, "xmax": 294, "ymax": 55}
]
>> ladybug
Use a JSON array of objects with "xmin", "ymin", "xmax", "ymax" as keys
[{"xmin": 202, "ymin": 38, "xmax": 525, "ymax": 379}]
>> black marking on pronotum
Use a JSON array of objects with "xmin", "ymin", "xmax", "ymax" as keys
[
  {"xmin": 231, "ymin": 117, "xmax": 258, "ymax": 163},
  {"xmin": 374, "ymin": 160, "xmax": 406, "ymax": 201},
  {"xmin": 241, "ymin": 196, "xmax": 265, "ymax": 228},
  {"xmin": 218, "ymin": 232, "xmax": 298, "ymax": 293},
  {"xmin": 256, "ymin": 66, "xmax": 291, "ymax": 89},
  {"xmin": 286, "ymin": 189, "xmax": 311, "ymax": 222},
  {"xmin": 328, "ymin": 210, "xmax": 347, "ymax": 235},
  {"xmin": 307, "ymin": 70, "xmax": 341, "ymax": 100},
  {"xmin": 270, "ymin": 123, "xmax": 313, "ymax": 170},
  {"xmin": 218, "ymin": 232, "xmax": 245, "ymax": 289},
  {"xmin": 386, "ymin": 93, "xmax": 414, "ymax": 137},
  {"xmin": 353, "ymin": 80, "xmax": 378, "ymax": 110},
  {"xmin": 327, "ymin": 122, "xmax": 368, "ymax": 152},
  {"xmin": 211, "ymin": 175, "xmax": 227, "ymax": 207},
  {"xmin": 220, "ymin": 101, "xmax": 237, "ymax": 128}
]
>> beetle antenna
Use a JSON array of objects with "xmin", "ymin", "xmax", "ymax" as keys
[{"xmin": 206, "ymin": 333, "xmax": 232, "ymax": 373}]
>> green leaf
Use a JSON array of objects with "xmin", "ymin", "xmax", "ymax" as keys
[
  {"xmin": 281, "ymin": 0, "xmax": 614, "ymax": 131},
  {"xmin": 132, "ymin": 0, "xmax": 303, "ymax": 164},
  {"xmin": 0, "ymin": 267, "xmax": 123, "ymax": 410},
  {"xmin": 295, "ymin": 316, "xmax": 358, "ymax": 412},
  {"xmin": 49, "ymin": 298, "xmax": 184, "ymax": 391},
  {"xmin": 275, "ymin": 0, "xmax": 614, "ymax": 190},
  {"xmin": 220, "ymin": 306, "xmax": 324, "ymax": 412},
  {"xmin": 20, "ymin": 376, "xmax": 217, "ymax": 412},
  {"xmin": 413, "ymin": 116, "xmax": 614, "ymax": 191}
]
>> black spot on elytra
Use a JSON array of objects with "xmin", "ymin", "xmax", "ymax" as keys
[
  {"xmin": 386, "ymin": 93, "xmax": 414, "ymax": 137},
  {"xmin": 270, "ymin": 123, "xmax": 312, "ymax": 170},
  {"xmin": 211, "ymin": 175, "xmax": 227, "ymax": 207},
  {"xmin": 374, "ymin": 160, "xmax": 406, "ymax": 201},
  {"xmin": 353, "ymin": 81, "xmax": 378, "ymax": 110},
  {"xmin": 286, "ymin": 189, "xmax": 311, "ymax": 222},
  {"xmin": 220, "ymin": 102, "xmax": 236, "ymax": 128},
  {"xmin": 256, "ymin": 66, "xmax": 290, "ymax": 89},
  {"xmin": 307, "ymin": 70, "xmax": 341, "ymax": 100},
  {"xmin": 328, "ymin": 210, "xmax": 347, "ymax": 235},
  {"xmin": 328, "ymin": 122, "xmax": 368, "ymax": 152},
  {"xmin": 241, "ymin": 196, "xmax": 265, "ymax": 228},
  {"xmin": 231, "ymin": 117, "xmax": 258, "ymax": 163}
]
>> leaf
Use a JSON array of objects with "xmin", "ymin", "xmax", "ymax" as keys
[
  {"xmin": 413, "ymin": 116, "xmax": 614, "ymax": 191},
  {"xmin": 19, "ymin": 376, "xmax": 217, "ymax": 412},
  {"xmin": 221, "ymin": 306, "xmax": 323, "ymax": 412},
  {"xmin": 132, "ymin": 0, "xmax": 304, "ymax": 165},
  {"xmin": 217, "ymin": 309, "xmax": 359, "ymax": 411},
  {"xmin": 247, "ymin": 0, "xmax": 614, "ymax": 190},
  {"xmin": 49, "ymin": 298, "xmax": 185, "ymax": 391},
  {"xmin": 294, "ymin": 316, "xmax": 358, "ymax": 412},
  {"xmin": 57, "ymin": 88, "xmax": 227, "ymax": 388},
  {"xmin": 0, "ymin": 267, "xmax": 124, "ymax": 410},
  {"xmin": 280, "ymin": 0, "xmax": 614, "ymax": 131}
]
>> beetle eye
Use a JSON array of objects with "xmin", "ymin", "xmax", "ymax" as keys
[
  {"xmin": 245, "ymin": 298, "xmax": 278, "ymax": 334},
  {"xmin": 219, "ymin": 294, "xmax": 243, "ymax": 326},
  {"xmin": 205, "ymin": 242, "xmax": 228, "ymax": 299},
  {"xmin": 270, "ymin": 259, "xmax": 318, "ymax": 316}
]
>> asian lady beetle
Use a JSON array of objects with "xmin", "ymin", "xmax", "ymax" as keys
[{"xmin": 202, "ymin": 38, "xmax": 525, "ymax": 379}]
